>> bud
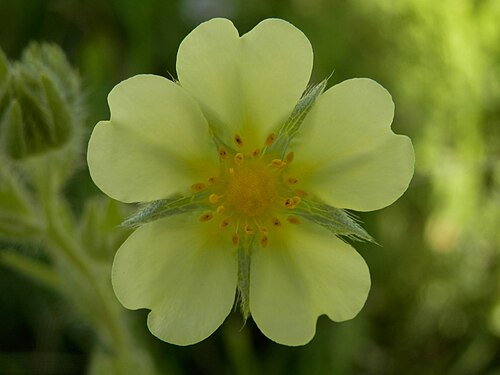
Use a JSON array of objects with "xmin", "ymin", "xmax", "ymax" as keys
[{"xmin": 0, "ymin": 43, "xmax": 82, "ymax": 159}]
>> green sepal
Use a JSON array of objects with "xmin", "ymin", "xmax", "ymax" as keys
[
  {"xmin": 266, "ymin": 77, "xmax": 328, "ymax": 157},
  {"xmin": 121, "ymin": 192, "xmax": 209, "ymax": 228},
  {"xmin": 294, "ymin": 198, "xmax": 377, "ymax": 244},
  {"xmin": 2, "ymin": 100, "xmax": 27, "ymax": 159},
  {"xmin": 0, "ymin": 49, "xmax": 10, "ymax": 113},
  {"xmin": 236, "ymin": 235, "xmax": 254, "ymax": 323},
  {"xmin": 41, "ymin": 74, "xmax": 73, "ymax": 146}
]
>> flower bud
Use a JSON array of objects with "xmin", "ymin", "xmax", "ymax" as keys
[{"xmin": 0, "ymin": 43, "xmax": 82, "ymax": 159}]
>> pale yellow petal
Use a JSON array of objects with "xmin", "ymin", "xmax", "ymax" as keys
[
  {"xmin": 112, "ymin": 214, "xmax": 237, "ymax": 345},
  {"xmin": 250, "ymin": 222, "xmax": 370, "ymax": 346},
  {"xmin": 177, "ymin": 18, "xmax": 313, "ymax": 151},
  {"xmin": 87, "ymin": 74, "xmax": 218, "ymax": 203},
  {"xmin": 288, "ymin": 78, "xmax": 414, "ymax": 211}
]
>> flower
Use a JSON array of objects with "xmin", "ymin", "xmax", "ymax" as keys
[{"xmin": 87, "ymin": 18, "xmax": 414, "ymax": 346}]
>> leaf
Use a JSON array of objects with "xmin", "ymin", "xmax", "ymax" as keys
[{"xmin": 0, "ymin": 250, "xmax": 61, "ymax": 292}]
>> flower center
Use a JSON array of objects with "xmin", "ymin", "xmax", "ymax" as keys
[
  {"xmin": 193, "ymin": 133, "xmax": 305, "ymax": 248},
  {"xmin": 226, "ymin": 164, "xmax": 277, "ymax": 217}
]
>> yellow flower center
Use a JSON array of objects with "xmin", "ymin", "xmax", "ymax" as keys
[
  {"xmin": 193, "ymin": 133, "xmax": 304, "ymax": 248},
  {"xmin": 226, "ymin": 164, "xmax": 277, "ymax": 217}
]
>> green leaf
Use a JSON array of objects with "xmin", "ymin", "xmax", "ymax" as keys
[
  {"xmin": 121, "ymin": 192, "xmax": 209, "ymax": 228},
  {"xmin": 294, "ymin": 198, "xmax": 377, "ymax": 243},
  {"xmin": 0, "ymin": 250, "xmax": 61, "ymax": 292},
  {"xmin": 265, "ymin": 77, "xmax": 328, "ymax": 157}
]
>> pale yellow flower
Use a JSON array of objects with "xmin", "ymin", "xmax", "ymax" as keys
[{"xmin": 87, "ymin": 18, "xmax": 414, "ymax": 346}]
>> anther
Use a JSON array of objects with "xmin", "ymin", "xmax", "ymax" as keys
[
  {"xmin": 208, "ymin": 176, "xmax": 219, "ymax": 185},
  {"xmin": 218, "ymin": 147, "xmax": 228, "ymax": 159},
  {"xmin": 191, "ymin": 183, "xmax": 206, "ymax": 192},
  {"xmin": 220, "ymin": 218, "xmax": 230, "ymax": 228},
  {"xmin": 295, "ymin": 189, "xmax": 307, "ymax": 197},
  {"xmin": 234, "ymin": 134, "xmax": 243, "ymax": 148},
  {"xmin": 232, "ymin": 233, "xmax": 240, "ymax": 246},
  {"xmin": 269, "ymin": 159, "xmax": 286, "ymax": 169},
  {"xmin": 285, "ymin": 152, "xmax": 295, "ymax": 164},
  {"xmin": 216, "ymin": 205, "xmax": 225, "ymax": 214},
  {"xmin": 258, "ymin": 225, "xmax": 268, "ymax": 234},
  {"xmin": 234, "ymin": 153, "xmax": 244, "ymax": 164},
  {"xmin": 260, "ymin": 234, "xmax": 269, "ymax": 248},
  {"xmin": 229, "ymin": 167, "xmax": 235, "ymax": 176},
  {"xmin": 271, "ymin": 217, "xmax": 282, "ymax": 227},
  {"xmin": 244, "ymin": 225, "xmax": 254, "ymax": 235},
  {"xmin": 284, "ymin": 196, "xmax": 301, "ymax": 209},
  {"xmin": 199, "ymin": 212, "xmax": 213, "ymax": 222},
  {"xmin": 287, "ymin": 177, "xmax": 299, "ymax": 184},
  {"xmin": 287, "ymin": 216, "xmax": 301, "ymax": 224},
  {"xmin": 252, "ymin": 148, "xmax": 260, "ymax": 158},
  {"xmin": 209, "ymin": 194, "xmax": 220, "ymax": 204},
  {"xmin": 264, "ymin": 132, "xmax": 276, "ymax": 146}
]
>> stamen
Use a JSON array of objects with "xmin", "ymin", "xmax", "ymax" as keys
[
  {"xmin": 218, "ymin": 147, "xmax": 228, "ymax": 159},
  {"xmin": 229, "ymin": 167, "xmax": 235, "ymax": 176},
  {"xmin": 216, "ymin": 205, "xmax": 225, "ymax": 214},
  {"xmin": 208, "ymin": 176, "xmax": 219, "ymax": 185},
  {"xmin": 271, "ymin": 217, "xmax": 281, "ymax": 228},
  {"xmin": 284, "ymin": 196, "xmax": 301, "ymax": 209},
  {"xmin": 295, "ymin": 189, "xmax": 307, "ymax": 197},
  {"xmin": 220, "ymin": 217, "xmax": 230, "ymax": 228},
  {"xmin": 209, "ymin": 194, "xmax": 220, "ymax": 204},
  {"xmin": 232, "ymin": 233, "xmax": 240, "ymax": 246},
  {"xmin": 260, "ymin": 234, "xmax": 269, "ymax": 248},
  {"xmin": 252, "ymin": 148, "xmax": 260, "ymax": 158},
  {"xmin": 234, "ymin": 153, "xmax": 244, "ymax": 165},
  {"xmin": 287, "ymin": 177, "xmax": 299, "ymax": 185},
  {"xmin": 287, "ymin": 215, "xmax": 301, "ymax": 224},
  {"xmin": 264, "ymin": 132, "xmax": 276, "ymax": 146},
  {"xmin": 191, "ymin": 183, "xmax": 206, "ymax": 192},
  {"xmin": 285, "ymin": 152, "xmax": 294, "ymax": 164},
  {"xmin": 244, "ymin": 224, "xmax": 254, "ymax": 235},
  {"xmin": 269, "ymin": 159, "xmax": 286, "ymax": 169},
  {"xmin": 258, "ymin": 225, "xmax": 268, "ymax": 234},
  {"xmin": 199, "ymin": 212, "xmax": 213, "ymax": 222},
  {"xmin": 234, "ymin": 134, "xmax": 243, "ymax": 148}
]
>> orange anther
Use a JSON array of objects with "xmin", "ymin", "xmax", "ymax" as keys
[
  {"xmin": 264, "ymin": 132, "xmax": 276, "ymax": 146},
  {"xmin": 232, "ymin": 233, "xmax": 240, "ymax": 246},
  {"xmin": 220, "ymin": 218, "xmax": 230, "ymax": 228},
  {"xmin": 234, "ymin": 134, "xmax": 243, "ymax": 147},
  {"xmin": 234, "ymin": 153, "xmax": 244, "ymax": 164},
  {"xmin": 287, "ymin": 216, "xmax": 301, "ymax": 224},
  {"xmin": 191, "ymin": 183, "xmax": 206, "ymax": 192},
  {"xmin": 199, "ymin": 212, "xmax": 213, "ymax": 222},
  {"xmin": 218, "ymin": 147, "xmax": 228, "ymax": 159}
]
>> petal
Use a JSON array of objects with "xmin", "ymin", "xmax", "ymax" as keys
[
  {"xmin": 288, "ymin": 78, "xmax": 414, "ymax": 211},
  {"xmin": 177, "ymin": 18, "xmax": 313, "ymax": 151},
  {"xmin": 87, "ymin": 74, "xmax": 218, "ymax": 203},
  {"xmin": 250, "ymin": 222, "xmax": 370, "ymax": 346},
  {"xmin": 112, "ymin": 214, "xmax": 237, "ymax": 345}
]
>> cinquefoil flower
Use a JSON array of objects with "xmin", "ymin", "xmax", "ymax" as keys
[{"xmin": 87, "ymin": 18, "xmax": 414, "ymax": 346}]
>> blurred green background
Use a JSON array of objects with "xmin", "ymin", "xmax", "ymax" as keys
[{"xmin": 1, "ymin": 0, "xmax": 500, "ymax": 374}]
